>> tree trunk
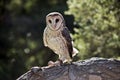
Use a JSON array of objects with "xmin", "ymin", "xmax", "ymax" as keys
[{"xmin": 17, "ymin": 57, "xmax": 120, "ymax": 80}]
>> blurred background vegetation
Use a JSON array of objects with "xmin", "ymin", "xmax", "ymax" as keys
[{"xmin": 0, "ymin": 0, "xmax": 120, "ymax": 80}]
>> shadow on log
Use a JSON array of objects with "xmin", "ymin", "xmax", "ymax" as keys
[{"xmin": 17, "ymin": 57, "xmax": 120, "ymax": 80}]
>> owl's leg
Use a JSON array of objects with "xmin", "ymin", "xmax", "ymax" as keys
[
  {"xmin": 60, "ymin": 54, "xmax": 72, "ymax": 64},
  {"xmin": 56, "ymin": 59, "xmax": 63, "ymax": 65},
  {"xmin": 63, "ymin": 59, "xmax": 72, "ymax": 64},
  {"xmin": 57, "ymin": 54, "xmax": 64, "ymax": 65}
]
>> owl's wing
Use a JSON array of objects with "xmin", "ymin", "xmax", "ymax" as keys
[
  {"xmin": 61, "ymin": 27, "xmax": 73, "ymax": 59},
  {"xmin": 43, "ymin": 27, "xmax": 48, "ymax": 47}
]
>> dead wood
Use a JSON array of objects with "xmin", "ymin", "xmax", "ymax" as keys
[{"xmin": 17, "ymin": 57, "xmax": 120, "ymax": 80}]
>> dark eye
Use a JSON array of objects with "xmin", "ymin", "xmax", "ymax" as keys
[
  {"xmin": 55, "ymin": 19, "xmax": 59, "ymax": 23},
  {"xmin": 48, "ymin": 20, "xmax": 52, "ymax": 23}
]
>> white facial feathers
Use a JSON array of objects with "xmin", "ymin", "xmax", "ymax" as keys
[{"xmin": 46, "ymin": 12, "xmax": 65, "ymax": 30}]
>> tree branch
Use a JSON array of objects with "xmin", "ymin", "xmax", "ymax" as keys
[{"xmin": 17, "ymin": 57, "xmax": 120, "ymax": 80}]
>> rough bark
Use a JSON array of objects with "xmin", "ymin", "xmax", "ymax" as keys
[{"xmin": 17, "ymin": 57, "xmax": 120, "ymax": 80}]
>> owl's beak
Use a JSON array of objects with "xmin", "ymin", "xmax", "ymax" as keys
[
  {"xmin": 53, "ymin": 24, "xmax": 56, "ymax": 29},
  {"xmin": 53, "ymin": 21, "xmax": 57, "ymax": 29},
  {"xmin": 53, "ymin": 26, "xmax": 56, "ymax": 29}
]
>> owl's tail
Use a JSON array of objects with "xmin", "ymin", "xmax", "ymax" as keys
[{"xmin": 72, "ymin": 47, "xmax": 79, "ymax": 57}]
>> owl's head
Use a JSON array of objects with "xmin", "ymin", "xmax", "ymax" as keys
[{"xmin": 46, "ymin": 12, "xmax": 65, "ymax": 30}]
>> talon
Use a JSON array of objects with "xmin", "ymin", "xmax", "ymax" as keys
[
  {"xmin": 47, "ymin": 60, "xmax": 61, "ymax": 67},
  {"xmin": 48, "ymin": 61, "xmax": 55, "ymax": 66}
]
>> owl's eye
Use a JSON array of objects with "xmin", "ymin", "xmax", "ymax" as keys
[
  {"xmin": 55, "ymin": 19, "xmax": 59, "ymax": 23},
  {"xmin": 48, "ymin": 20, "xmax": 52, "ymax": 23}
]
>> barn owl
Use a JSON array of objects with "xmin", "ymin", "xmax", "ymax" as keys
[{"xmin": 43, "ymin": 12, "xmax": 78, "ymax": 64}]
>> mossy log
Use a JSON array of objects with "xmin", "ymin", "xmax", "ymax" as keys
[{"xmin": 17, "ymin": 57, "xmax": 120, "ymax": 80}]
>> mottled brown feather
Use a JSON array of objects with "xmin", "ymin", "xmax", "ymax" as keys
[{"xmin": 61, "ymin": 27, "xmax": 73, "ymax": 59}]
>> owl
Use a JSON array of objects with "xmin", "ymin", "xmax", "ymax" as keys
[{"xmin": 43, "ymin": 12, "xmax": 78, "ymax": 64}]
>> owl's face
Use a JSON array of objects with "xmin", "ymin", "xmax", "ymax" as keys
[{"xmin": 46, "ymin": 12, "xmax": 65, "ymax": 30}]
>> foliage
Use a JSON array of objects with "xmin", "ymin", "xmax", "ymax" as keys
[
  {"xmin": 66, "ymin": 0, "xmax": 120, "ymax": 59},
  {"xmin": 0, "ymin": 0, "xmax": 67, "ymax": 80}
]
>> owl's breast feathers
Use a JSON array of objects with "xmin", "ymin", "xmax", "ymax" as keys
[{"xmin": 43, "ymin": 26, "xmax": 73, "ymax": 59}]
